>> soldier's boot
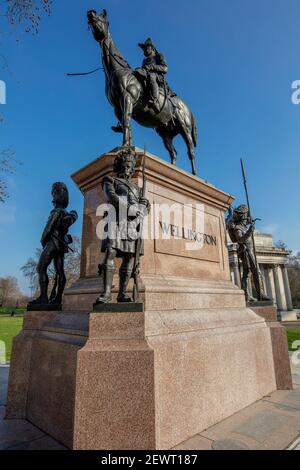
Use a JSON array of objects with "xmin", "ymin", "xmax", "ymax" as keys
[
  {"xmin": 95, "ymin": 266, "xmax": 115, "ymax": 304},
  {"xmin": 241, "ymin": 276, "xmax": 256, "ymax": 303},
  {"xmin": 117, "ymin": 268, "xmax": 132, "ymax": 302},
  {"xmin": 49, "ymin": 276, "xmax": 66, "ymax": 305},
  {"xmin": 29, "ymin": 280, "xmax": 48, "ymax": 305}
]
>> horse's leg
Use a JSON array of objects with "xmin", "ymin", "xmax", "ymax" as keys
[
  {"xmin": 156, "ymin": 127, "xmax": 177, "ymax": 165},
  {"xmin": 181, "ymin": 127, "xmax": 197, "ymax": 176},
  {"xmin": 122, "ymin": 94, "xmax": 133, "ymax": 146}
]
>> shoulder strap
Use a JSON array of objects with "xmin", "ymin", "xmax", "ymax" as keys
[{"xmin": 114, "ymin": 178, "xmax": 140, "ymax": 203}]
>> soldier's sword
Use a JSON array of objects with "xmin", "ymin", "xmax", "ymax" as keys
[{"xmin": 240, "ymin": 158, "xmax": 261, "ymax": 298}]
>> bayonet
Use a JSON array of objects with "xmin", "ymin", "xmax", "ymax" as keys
[{"xmin": 240, "ymin": 158, "xmax": 261, "ymax": 298}]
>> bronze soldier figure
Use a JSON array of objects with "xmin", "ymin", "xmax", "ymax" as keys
[
  {"xmin": 96, "ymin": 148, "xmax": 150, "ymax": 304},
  {"xmin": 28, "ymin": 182, "xmax": 78, "ymax": 307},
  {"xmin": 135, "ymin": 38, "xmax": 168, "ymax": 113},
  {"xmin": 227, "ymin": 204, "xmax": 269, "ymax": 302}
]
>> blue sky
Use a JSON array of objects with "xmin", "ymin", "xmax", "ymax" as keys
[{"xmin": 0, "ymin": 0, "xmax": 300, "ymax": 293}]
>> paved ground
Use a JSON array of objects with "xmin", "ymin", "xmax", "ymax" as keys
[
  {"xmin": 0, "ymin": 357, "xmax": 300, "ymax": 451},
  {"xmin": 0, "ymin": 366, "xmax": 66, "ymax": 450}
]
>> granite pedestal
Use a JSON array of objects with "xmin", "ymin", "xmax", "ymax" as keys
[{"xmin": 6, "ymin": 148, "xmax": 292, "ymax": 449}]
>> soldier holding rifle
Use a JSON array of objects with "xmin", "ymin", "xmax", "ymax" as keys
[
  {"xmin": 96, "ymin": 148, "xmax": 150, "ymax": 304},
  {"xmin": 227, "ymin": 159, "xmax": 269, "ymax": 302}
]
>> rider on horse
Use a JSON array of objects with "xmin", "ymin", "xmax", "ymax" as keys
[
  {"xmin": 112, "ymin": 37, "xmax": 175, "ymax": 133},
  {"xmin": 135, "ymin": 37, "xmax": 168, "ymax": 113}
]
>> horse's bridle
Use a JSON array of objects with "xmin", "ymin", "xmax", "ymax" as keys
[{"xmin": 88, "ymin": 14, "xmax": 130, "ymax": 70}]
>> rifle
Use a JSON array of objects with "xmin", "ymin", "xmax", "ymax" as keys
[
  {"xmin": 240, "ymin": 158, "xmax": 261, "ymax": 298},
  {"xmin": 132, "ymin": 150, "xmax": 147, "ymax": 302},
  {"xmin": 51, "ymin": 233, "xmax": 74, "ymax": 253}
]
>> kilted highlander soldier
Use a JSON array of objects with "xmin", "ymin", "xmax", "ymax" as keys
[
  {"xmin": 96, "ymin": 148, "xmax": 150, "ymax": 304},
  {"xmin": 28, "ymin": 182, "xmax": 78, "ymax": 307},
  {"xmin": 227, "ymin": 204, "xmax": 269, "ymax": 302}
]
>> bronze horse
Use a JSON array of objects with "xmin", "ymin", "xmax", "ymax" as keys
[{"xmin": 87, "ymin": 9, "xmax": 198, "ymax": 175}]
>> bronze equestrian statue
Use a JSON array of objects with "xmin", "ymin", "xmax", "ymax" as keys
[{"xmin": 87, "ymin": 9, "xmax": 198, "ymax": 175}]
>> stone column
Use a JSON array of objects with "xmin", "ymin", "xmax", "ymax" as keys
[
  {"xmin": 282, "ymin": 265, "xmax": 293, "ymax": 311},
  {"xmin": 247, "ymin": 276, "xmax": 253, "ymax": 298},
  {"xmin": 278, "ymin": 266, "xmax": 287, "ymax": 311},
  {"xmin": 259, "ymin": 265, "xmax": 267, "ymax": 294},
  {"xmin": 231, "ymin": 260, "xmax": 241, "ymax": 288},
  {"xmin": 272, "ymin": 265, "xmax": 284, "ymax": 311},
  {"xmin": 265, "ymin": 266, "xmax": 274, "ymax": 301}
]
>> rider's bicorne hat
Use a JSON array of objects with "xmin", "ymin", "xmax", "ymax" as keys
[{"xmin": 138, "ymin": 37, "xmax": 157, "ymax": 52}]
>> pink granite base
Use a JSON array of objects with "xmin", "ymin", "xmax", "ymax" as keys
[
  {"xmin": 6, "ymin": 303, "xmax": 280, "ymax": 450},
  {"xmin": 5, "ymin": 149, "xmax": 292, "ymax": 449},
  {"xmin": 250, "ymin": 306, "xmax": 292, "ymax": 391}
]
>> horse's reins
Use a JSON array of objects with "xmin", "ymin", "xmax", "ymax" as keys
[{"xmin": 67, "ymin": 17, "xmax": 130, "ymax": 78}]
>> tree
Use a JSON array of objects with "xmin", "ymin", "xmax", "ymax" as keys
[
  {"xmin": 0, "ymin": 1, "xmax": 53, "ymax": 201},
  {"xmin": 0, "ymin": 275, "xmax": 22, "ymax": 306},
  {"xmin": 21, "ymin": 236, "xmax": 81, "ymax": 298},
  {"xmin": 0, "ymin": 148, "xmax": 19, "ymax": 202},
  {"xmin": 275, "ymin": 240, "xmax": 288, "ymax": 250},
  {"xmin": 1, "ymin": 0, "xmax": 52, "ymax": 34},
  {"xmin": 286, "ymin": 251, "xmax": 300, "ymax": 308}
]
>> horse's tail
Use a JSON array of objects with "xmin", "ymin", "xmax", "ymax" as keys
[{"xmin": 191, "ymin": 112, "xmax": 198, "ymax": 148}]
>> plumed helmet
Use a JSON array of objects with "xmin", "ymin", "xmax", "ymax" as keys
[
  {"xmin": 234, "ymin": 204, "xmax": 248, "ymax": 215},
  {"xmin": 113, "ymin": 147, "xmax": 137, "ymax": 174}
]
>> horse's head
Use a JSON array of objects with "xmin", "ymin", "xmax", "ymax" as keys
[{"xmin": 87, "ymin": 9, "xmax": 109, "ymax": 42}]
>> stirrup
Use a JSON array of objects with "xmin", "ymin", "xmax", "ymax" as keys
[{"xmin": 111, "ymin": 124, "xmax": 123, "ymax": 133}]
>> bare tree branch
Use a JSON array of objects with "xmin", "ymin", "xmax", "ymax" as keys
[
  {"xmin": 0, "ymin": 148, "xmax": 20, "ymax": 202},
  {"xmin": 2, "ymin": 0, "xmax": 52, "ymax": 34}
]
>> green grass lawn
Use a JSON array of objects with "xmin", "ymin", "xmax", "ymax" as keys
[
  {"xmin": 286, "ymin": 327, "xmax": 300, "ymax": 351},
  {"xmin": 0, "ymin": 316, "xmax": 23, "ymax": 362},
  {"xmin": 0, "ymin": 307, "xmax": 25, "ymax": 315}
]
